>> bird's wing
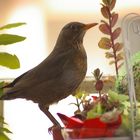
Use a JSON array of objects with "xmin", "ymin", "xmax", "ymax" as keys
[
  {"xmin": 2, "ymin": 71, "xmax": 29, "ymax": 88},
  {"xmin": 6, "ymin": 48, "xmax": 74, "ymax": 93}
]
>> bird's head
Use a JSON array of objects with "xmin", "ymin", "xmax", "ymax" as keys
[{"xmin": 56, "ymin": 22, "xmax": 98, "ymax": 45}]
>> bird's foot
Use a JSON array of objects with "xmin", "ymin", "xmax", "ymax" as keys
[
  {"xmin": 48, "ymin": 124, "xmax": 62, "ymax": 134},
  {"xmin": 49, "ymin": 125, "xmax": 64, "ymax": 140}
]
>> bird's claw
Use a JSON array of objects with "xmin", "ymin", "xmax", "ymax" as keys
[{"xmin": 48, "ymin": 125, "xmax": 62, "ymax": 134}]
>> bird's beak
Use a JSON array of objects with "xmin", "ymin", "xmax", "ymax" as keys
[{"xmin": 84, "ymin": 23, "xmax": 98, "ymax": 30}]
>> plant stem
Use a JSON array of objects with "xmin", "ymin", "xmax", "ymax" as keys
[
  {"xmin": 76, "ymin": 98, "xmax": 80, "ymax": 111},
  {"xmin": 108, "ymin": 9, "xmax": 119, "ymax": 77},
  {"xmin": 99, "ymin": 90, "xmax": 102, "ymax": 99}
]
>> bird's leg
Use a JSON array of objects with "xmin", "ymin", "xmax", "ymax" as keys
[{"xmin": 39, "ymin": 104, "xmax": 61, "ymax": 128}]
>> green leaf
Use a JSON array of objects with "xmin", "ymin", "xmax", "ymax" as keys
[
  {"xmin": 118, "ymin": 94, "xmax": 129, "ymax": 102},
  {"xmin": 0, "ymin": 34, "xmax": 26, "ymax": 45},
  {"xmin": 108, "ymin": 90, "xmax": 119, "ymax": 102},
  {"xmin": 0, "ymin": 22, "xmax": 26, "ymax": 30},
  {"xmin": 0, "ymin": 127, "xmax": 12, "ymax": 134},
  {"xmin": 87, "ymin": 103, "xmax": 103, "ymax": 119},
  {"xmin": 0, "ymin": 52, "xmax": 20, "ymax": 69},
  {"xmin": 74, "ymin": 90, "xmax": 88, "ymax": 100},
  {"xmin": 131, "ymin": 51, "xmax": 140, "ymax": 64},
  {"xmin": 105, "ymin": 52, "xmax": 114, "ymax": 58},
  {"xmin": 0, "ymin": 133, "xmax": 10, "ymax": 140},
  {"xmin": 108, "ymin": 90, "xmax": 129, "ymax": 103},
  {"xmin": 98, "ymin": 37, "xmax": 111, "ymax": 50},
  {"xmin": 121, "ymin": 114, "xmax": 132, "ymax": 133}
]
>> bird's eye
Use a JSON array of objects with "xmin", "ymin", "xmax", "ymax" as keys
[{"xmin": 70, "ymin": 25, "xmax": 77, "ymax": 31}]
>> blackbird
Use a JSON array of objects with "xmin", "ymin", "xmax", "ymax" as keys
[{"xmin": 0, "ymin": 22, "xmax": 98, "ymax": 126}]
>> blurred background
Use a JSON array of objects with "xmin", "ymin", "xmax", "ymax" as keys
[{"xmin": 0, "ymin": 0, "xmax": 140, "ymax": 140}]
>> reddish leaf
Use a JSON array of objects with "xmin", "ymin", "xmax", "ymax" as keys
[
  {"xmin": 95, "ymin": 80, "xmax": 104, "ymax": 91},
  {"xmin": 111, "ymin": 13, "xmax": 118, "ymax": 27},
  {"xmin": 110, "ymin": 0, "xmax": 116, "ymax": 10},
  {"xmin": 93, "ymin": 68, "xmax": 101, "ymax": 80},
  {"xmin": 101, "ymin": 6, "xmax": 110, "ymax": 19},
  {"xmin": 99, "ymin": 23, "xmax": 110, "ymax": 35},
  {"xmin": 98, "ymin": 37, "xmax": 111, "ymax": 50},
  {"xmin": 105, "ymin": 52, "xmax": 114, "ymax": 58},
  {"xmin": 114, "ymin": 43, "xmax": 123, "ymax": 51},
  {"xmin": 112, "ymin": 27, "xmax": 121, "ymax": 40}
]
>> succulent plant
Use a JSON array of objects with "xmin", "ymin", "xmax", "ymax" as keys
[{"xmin": 116, "ymin": 61, "xmax": 140, "ymax": 101}]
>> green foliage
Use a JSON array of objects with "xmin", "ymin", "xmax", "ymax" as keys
[
  {"xmin": 0, "ymin": 22, "xmax": 26, "ymax": 140},
  {"xmin": 0, "ymin": 23, "xmax": 26, "ymax": 30},
  {"xmin": 98, "ymin": 37, "xmax": 111, "ymax": 50},
  {"xmin": 0, "ymin": 34, "xmax": 26, "ymax": 45},
  {"xmin": 0, "ymin": 22, "xmax": 26, "ymax": 69},
  {"xmin": 87, "ymin": 102, "xmax": 104, "ymax": 119},
  {"xmin": 74, "ymin": 90, "xmax": 88, "ymax": 100},
  {"xmin": 0, "ymin": 116, "xmax": 12, "ymax": 140},
  {"xmin": 108, "ymin": 90, "xmax": 129, "ymax": 103},
  {"xmin": 0, "ymin": 53, "xmax": 20, "ymax": 69},
  {"xmin": 116, "ymin": 54, "xmax": 140, "ymax": 101}
]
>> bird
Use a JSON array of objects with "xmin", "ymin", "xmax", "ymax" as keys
[{"xmin": 0, "ymin": 22, "xmax": 98, "ymax": 127}]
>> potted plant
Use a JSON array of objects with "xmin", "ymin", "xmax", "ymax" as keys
[
  {"xmin": 52, "ymin": 0, "xmax": 140, "ymax": 139},
  {"xmin": 56, "ymin": 68, "xmax": 140, "ymax": 140},
  {"xmin": 55, "ymin": 62, "xmax": 140, "ymax": 140}
]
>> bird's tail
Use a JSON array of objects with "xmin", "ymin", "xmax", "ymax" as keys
[
  {"xmin": 0, "ymin": 93, "xmax": 11, "ymax": 100},
  {"xmin": 0, "ymin": 91, "xmax": 16, "ymax": 100},
  {"xmin": 0, "ymin": 86, "xmax": 17, "ymax": 100}
]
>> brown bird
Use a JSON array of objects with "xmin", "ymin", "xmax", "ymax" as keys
[{"xmin": 0, "ymin": 22, "xmax": 97, "ymax": 127}]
